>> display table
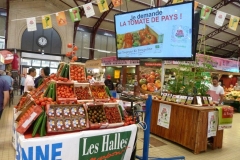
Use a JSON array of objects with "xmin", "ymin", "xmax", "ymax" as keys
[
  {"xmin": 150, "ymin": 99, "xmax": 224, "ymax": 154},
  {"xmin": 15, "ymin": 125, "xmax": 137, "ymax": 160}
]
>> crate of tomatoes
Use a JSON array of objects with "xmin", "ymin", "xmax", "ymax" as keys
[
  {"xmin": 69, "ymin": 63, "xmax": 87, "ymax": 83},
  {"xmin": 15, "ymin": 94, "xmax": 35, "ymax": 111},
  {"xmin": 103, "ymin": 103, "xmax": 124, "ymax": 128},
  {"xmin": 56, "ymin": 82, "xmax": 77, "ymax": 104},
  {"xmin": 86, "ymin": 103, "xmax": 109, "ymax": 129},
  {"xmin": 89, "ymin": 83, "xmax": 109, "ymax": 102},
  {"xmin": 74, "ymin": 83, "xmax": 93, "ymax": 101},
  {"xmin": 16, "ymin": 104, "xmax": 43, "ymax": 134}
]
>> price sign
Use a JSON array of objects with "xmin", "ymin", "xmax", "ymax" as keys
[
  {"xmin": 202, "ymin": 96, "xmax": 209, "ymax": 104},
  {"xmin": 186, "ymin": 97, "xmax": 193, "ymax": 105},
  {"xmin": 180, "ymin": 96, "xmax": 187, "ymax": 104},
  {"xmin": 222, "ymin": 107, "xmax": 234, "ymax": 118}
]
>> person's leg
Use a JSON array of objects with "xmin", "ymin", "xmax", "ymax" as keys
[
  {"xmin": 21, "ymin": 85, "xmax": 24, "ymax": 95},
  {"xmin": 0, "ymin": 109, "xmax": 3, "ymax": 119}
]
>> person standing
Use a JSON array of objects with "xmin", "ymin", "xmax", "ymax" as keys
[
  {"xmin": 207, "ymin": 76, "xmax": 225, "ymax": 104},
  {"xmin": 104, "ymin": 75, "xmax": 114, "ymax": 90},
  {"xmin": 0, "ymin": 78, "xmax": 10, "ymax": 119},
  {"xmin": 0, "ymin": 71, "xmax": 13, "ymax": 91},
  {"xmin": 24, "ymin": 68, "xmax": 36, "ymax": 92},
  {"xmin": 20, "ymin": 74, "xmax": 26, "ymax": 95},
  {"xmin": 34, "ymin": 67, "xmax": 50, "ymax": 88},
  {"xmin": 115, "ymin": 79, "xmax": 123, "ymax": 98}
]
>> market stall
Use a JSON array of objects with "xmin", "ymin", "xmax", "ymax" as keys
[
  {"xmin": 13, "ymin": 50, "xmax": 139, "ymax": 159},
  {"xmin": 150, "ymin": 100, "xmax": 224, "ymax": 154}
]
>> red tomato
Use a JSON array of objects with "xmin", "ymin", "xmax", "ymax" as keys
[
  {"xmin": 39, "ymin": 98, "xmax": 44, "ymax": 103},
  {"xmin": 41, "ymin": 102, "xmax": 46, "ymax": 106},
  {"xmin": 35, "ymin": 100, "xmax": 40, "ymax": 105},
  {"xmin": 48, "ymin": 98, "xmax": 53, "ymax": 102},
  {"xmin": 67, "ymin": 43, "xmax": 73, "ymax": 48},
  {"xmin": 73, "ymin": 46, "xmax": 78, "ymax": 51}
]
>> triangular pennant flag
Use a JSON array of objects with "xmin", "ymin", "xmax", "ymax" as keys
[
  {"xmin": 69, "ymin": 7, "xmax": 81, "ymax": 22},
  {"xmin": 172, "ymin": 0, "xmax": 183, "ymax": 4},
  {"xmin": 112, "ymin": 0, "xmax": 123, "ymax": 7},
  {"xmin": 229, "ymin": 15, "xmax": 239, "ymax": 31},
  {"xmin": 200, "ymin": 5, "xmax": 212, "ymax": 20},
  {"xmin": 26, "ymin": 17, "xmax": 37, "ymax": 32},
  {"xmin": 83, "ymin": 3, "xmax": 95, "ymax": 18},
  {"xmin": 97, "ymin": 0, "xmax": 109, "ymax": 13},
  {"xmin": 162, "ymin": 0, "xmax": 168, "ymax": 3},
  {"xmin": 56, "ymin": 11, "xmax": 67, "ymax": 26},
  {"xmin": 42, "ymin": 15, "xmax": 52, "ymax": 29},
  {"xmin": 214, "ymin": 11, "xmax": 226, "ymax": 26},
  {"xmin": 194, "ymin": 1, "xmax": 199, "ymax": 10}
]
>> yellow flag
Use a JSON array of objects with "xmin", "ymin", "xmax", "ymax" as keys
[
  {"xmin": 172, "ymin": 0, "xmax": 183, "ymax": 4},
  {"xmin": 228, "ymin": 16, "xmax": 239, "ymax": 31},
  {"xmin": 42, "ymin": 15, "xmax": 52, "ymax": 29},
  {"xmin": 194, "ymin": 1, "xmax": 199, "ymax": 10},
  {"xmin": 97, "ymin": 0, "xmax": 109, "ymax": 13}
]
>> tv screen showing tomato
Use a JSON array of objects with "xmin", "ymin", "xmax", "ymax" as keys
[{"xmin": 114, "ymin": 2, "xmax": 195, "ymax": 60}]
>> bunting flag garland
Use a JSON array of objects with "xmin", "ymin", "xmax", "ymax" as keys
[
  {"xmin": 83, "ymin": 3, "xmax": 95, "ymax": 18},
  {"xmin": 214, "ymin": 11, "xmax": 226, "ymax": 26},
  {"xmin": 172, "ymin": 0, "xmax": 183, "ymax": 4},
  {"xmin": 194, "ymin": 1, "xmax": 199, "ymax": 10},
  {"xmin": 69, "ymin": 7, "xmax": 81, "ymax": 22},
  {"xmin": 112, "ymin": 0, "xmax": 123, "ymax": 7},
  {"xmin": 10, "ymin": 0, "xmax": 239, "ymax": 34},
  {"xmin": 228, "ymin": 15, "xmax": 239, "ymax": 31},
  {"xmin": 42, "ymin": 15, "xmax": 52, "ymax": 29},
  {"xmin": 56, "ymin": 11, "xmax": 67, "ymax": 26},
  {"xmin": 26, "ymin": 17, "xmax": 37, "ymax": 32},
  {"xmin": 97, "ymin": 0, "xmax": 109, "ymax": 13},
  {"xmin": 200, "ymin": 5, "xmax": 212, "ymax": 20}
]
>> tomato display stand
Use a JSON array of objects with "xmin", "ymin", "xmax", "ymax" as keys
[
  {"xmin": 74, "ymin": 83, "xmax": 93, "ymax": 101},
  {"xmin": 56, "ymin": 81, "xmax": 77, "ymax": 104},
  {"xmin": 135, "ymin": 95, "xmax": 185, "ymax": 160}
]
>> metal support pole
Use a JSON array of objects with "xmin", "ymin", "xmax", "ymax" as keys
[{"xmin": 142, "ymin": 95, "xmax": 152, "ymax": 160}]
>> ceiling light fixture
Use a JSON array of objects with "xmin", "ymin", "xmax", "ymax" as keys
[{"xmin": 84, "ymin": 47, "xmax": 116, "ymax": 54}]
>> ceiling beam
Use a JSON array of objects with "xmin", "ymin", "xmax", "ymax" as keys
[
  {"xmin": 89, "ymin": 2, "xmax": 114, "ymax": 59},
  {"xmin": 199, "ymin": 43, "xmax": 234, "ymax": 52},
  {"xmin": 198, "ymin": 33, "xmax": 238, "ymax": 47},
  {"xmin": 211, "ymin": 36, "xmax": 240, "ymax": 52}
]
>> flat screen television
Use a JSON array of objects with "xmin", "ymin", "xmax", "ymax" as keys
[{"xmin": 114, "ymin": 1, "xmax": 196, "ymax": 60}]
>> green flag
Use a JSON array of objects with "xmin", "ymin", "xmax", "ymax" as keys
[
  {"xmin": 200, "ymin": 5, "xmax": 212, "ymax": 20},
  {"xmin": 69, "ymin": 7, "xmax": 81, "ymax": 22}
]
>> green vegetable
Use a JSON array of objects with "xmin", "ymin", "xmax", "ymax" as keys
[
  {"xmin": 64, "ymin": 64, "xmax": 69, "ymax": 78},
  {"xmin": 32, "ymin": 112, "xmax": 44, "ymax": 137},
  {"xmin": 118, "ymin": 105, "xmax": 124, "ymax": 118},
  {"xmin": 60, "ymin": 64, "xmax": 67, "ymax": 77},
  {"xmin": 40, "ymin": 113, "xmax": 47, "ymax": 137},
  {"xmin": 44, "ymin": 85, "xmax": 50, "ymax": 97},
  {"xmin": 52, "ymin": 83, "xmax": 56, "ymax": 101},
  {"xmin": 47, "ymin": 83, "xmax": 53, "ymax": 98},
  {"xmin": 133, "ymin": 40, "xmax": 141, "ymax": 47},
  {"xmin": 105, "ymin": 86, "xmax": 111, "ymax": 97},
  {"xmin": 37, "ymin": 78, "xmax": 43, "ymax": 88}
]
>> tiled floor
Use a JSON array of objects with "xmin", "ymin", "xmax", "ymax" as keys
[{"xmin": 1, "ymin": 95, "xmax": 240, "ymax": 160}]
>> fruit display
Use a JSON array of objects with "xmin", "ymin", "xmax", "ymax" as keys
[
  {"xmin": 139, "ymin": 67, "xmax": 161, "ymax": 93},
  {"xmin": 104, "ymin": 106, "xmax": 122, "ymax": 123},
  {"xmin": 46, "ymin": 104, "xmax": 89, "ymax": 132},
  {"xmin": 90, "ymin": 84, "xmax": 109, "ymax": 100},
  {"xmin": 117, "ymin": 26, "xmax": 159, "ymax": 49},
  {"xmin": 16, "ymin": 105, "xmax": 43, "ymax": 134},
  {"xmin": 74, "ymin": 83, "xmax": 92, "ymax": 100},
  {"xmin": 56, "ymin": 83, "xmax": 76, "ymax": 99},
  {"xmin": 69, "ymin": 63, "xmax": 86, "ymax": 82},
  {"xmin": 86, "ymin": 104, "xmax": 108, "ymax": 129}
]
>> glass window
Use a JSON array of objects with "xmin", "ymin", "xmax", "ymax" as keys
[
  {"xmin": 42, "ymin": 60, "xmax": 50, "ymax": 67},
  {"xmin": 50, "ymin": 61, "xmax": 59, "ymax": 68},
  {"xmin": 50, "ymin": 68, "xmax": 57, "ymax": 74},
  {"xmin": 21, "ymin": 58, "xmax": 32, "ymax": 66},
  {"xmin": 32, "ymin": 60, "xmax": 41, "ymax": 66},
  {"xmin": 36, "ymin": 68, "xmax": 42, "ymax": 77}
]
